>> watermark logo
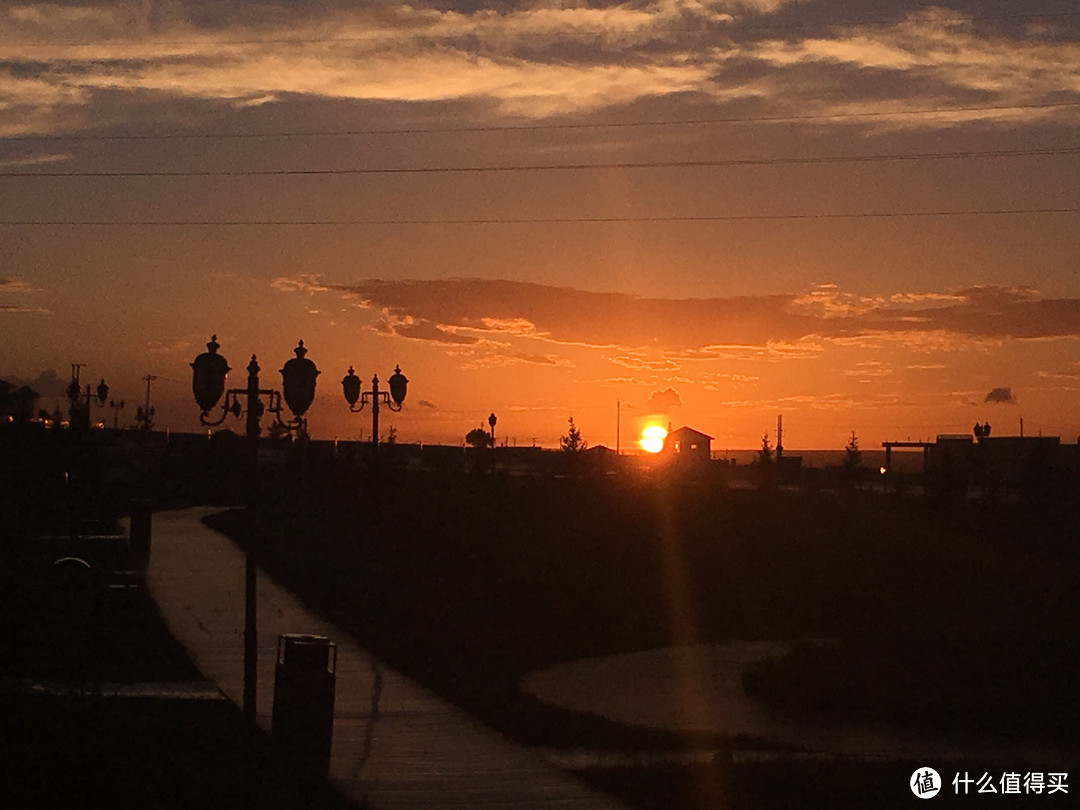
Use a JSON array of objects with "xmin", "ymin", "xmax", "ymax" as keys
[{"xmin": 912, "ymin": 767, "xmax": 942, "ymax": 799}]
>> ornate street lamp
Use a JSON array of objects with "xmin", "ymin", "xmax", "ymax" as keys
[
  {"xmin": 66, "ymin": 364, "xmax": 111, "ymax": 429},
  {"xmin": 192, "ymin": 336, "xmax": 318, "ymax": 435},
  {"xmin": 190, "ymin": 335, "xmax": 319, "ymax": 729},
  {"xmin": 488, "ymin": 412, "xmax": 497, "ymax": 448},
  {"xmin": 341, "ymin": 364, "xmax": 408, "ymax": 450},
  {"xmin": 280, "ymin": 341, "xmax": 320, "ymax": 433}
]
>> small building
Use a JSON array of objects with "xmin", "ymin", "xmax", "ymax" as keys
[
  {"xmin": 664, "ymin": 426, "xmax": 713, "ymax": 468},
  {"xmin": 889, "ymin": 432, "xmax": 1072, "ymax": 502},
  {"xmin": 0, "ymin": 379, "xmax": 41, "ymax": 423}
]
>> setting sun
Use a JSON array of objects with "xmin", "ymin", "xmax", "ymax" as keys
[{"xmin": 640, "ymin": 425, "xmax": 667, "ymax": 454}]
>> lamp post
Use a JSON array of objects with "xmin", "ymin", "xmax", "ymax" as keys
[
  {"xmin": 135, "ymin": 374, "xmax": 157, "ymax": 431},
  {"xmin": 108, "ymin": 399, "xmax": 125, "ymax": 430},
  {"xmin": 66, "ymin": 365, "xmax": 110, "ymax": 430},
  {"xmin": 488, "ymin": 413, "xmax": 497, "ymax": 448},
  {"xmin": 191, "ymin": 335, "xmax": 319, "ymax": 729},
  {"xmin": 341, "ymin": 365, "xmax": 408, "ymax": 452}
]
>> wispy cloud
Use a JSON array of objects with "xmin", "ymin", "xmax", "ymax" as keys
[
  {"xmin": 4, "ymin": 1, "xmax": 1078, "ymax": 134},
  {"xmin": 0, "ymin": 277, "xmax": 48, "ymax": 314},
  {"xmin": 147, "ymin": 338, "xmax": 192, "ymax": 356},
  {"xmin": 0, "ymin": 278, "xmax": 35, "ymax": 293},
  {"xmin": 0, "ymin": 152, "xmax": 73, "ymax": 168},
  {"xmin": 610, "ymin": 355, "xmax": 681, "ymax": 372},
  {"xmin": 270, "ymin": 274, "xmax": 330, "ymax": 294},
  {"xmin": 460, "ymin": 351, "xmax": 573, "ymax": 370},
  {"xmin": 277, "ymin": 277, "xmax": 1080, "ymax": 356}
]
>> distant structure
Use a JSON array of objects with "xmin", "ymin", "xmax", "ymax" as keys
[
  {"xmin": 0, "ymin": 379, "xmax": 41, "ymax": 423},
  {"xmin": 774, "ymin": 414, "xmax": 802, "ymax": 478},
  {"xmin": 884, "ymin": 431, "xmax": 1072, "ymax": 502},
  {"xmin": 664, "ymin": 426, "xmax": 713, "ymax": 469}
]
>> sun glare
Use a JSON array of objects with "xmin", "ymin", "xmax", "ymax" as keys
[{"xmin": 640, "ymin": 425, "xmax": 667, "ymax": 454}]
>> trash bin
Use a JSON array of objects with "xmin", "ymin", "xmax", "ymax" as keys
[{"xmin": 271, "ymin": 634, "xmax": 337, "ymax": 775}]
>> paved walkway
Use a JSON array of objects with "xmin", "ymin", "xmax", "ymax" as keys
[
  {"xmin": 145, "ymin": 507, "xmax": 626, "ymax": 810},
  {"xmin": 522, "ymin": 642, "xmax": 1080, "ymax": 766}
]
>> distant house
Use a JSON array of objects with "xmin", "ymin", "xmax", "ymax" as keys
[
  {"xmin": 664, "ymin": 426, "xmax": 713, "ymax": 468},
  {"xmin": 0, "ymin": 379, "xmax": 40, "ymax": 423}
]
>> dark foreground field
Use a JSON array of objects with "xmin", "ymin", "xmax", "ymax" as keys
[
  {"xmin": 207, "ymin": 468, "xmax": 1080, "ymax": 809},
  {"xmin": 0, "ymin": 567, "xmax": 357, "ymax": 809}
]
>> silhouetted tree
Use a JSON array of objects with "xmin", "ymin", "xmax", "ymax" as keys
[
  {"xmin": 841, "ymin": 430, "xmax": 863, "ymax": 490},
  {"xmin": 560, "ymin": 417, "xmax": 587, "ymax": 452},
  {"xmin": 753, "ymin": 432, "xmax": 775, "ymax": 490},
  {"xmin": 465, "ymin": 427, "xmax": 492, "ymax": 448},
  {"xmin": 135, "ymin": 404, "xmax": 155, "ymax": 431},
  {"xmin": 842, "ymin": 430, "xmax": 862, "ymax": 472},
  {"xmin": 757, "ymin": 432, "xmax": 773, "ymax": 466},
  {"xmin": 386, "ymin": 425, "xmax": 397, "ymax": 445}
]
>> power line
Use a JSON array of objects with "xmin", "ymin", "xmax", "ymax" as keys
[
  {"xmin": 3, "ymin": 148, "xmax": 1077, "ymax": 180},
  {"xmin": 6, "ymin": 101, "xmax": 1079, "ymax": 143},
  {"xmin": 1, "ymin": 10, "xmax": 1072, "ymax": 48},
  {"xmin": 1, "ymin": 208, "xmax": 1077, "ymax": 227}
]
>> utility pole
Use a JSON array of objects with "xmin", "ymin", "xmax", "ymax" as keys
[
  {"xmin": 138, "ymin": 374, "xmax": 157, "ymax": 430},
  {"xmin": 67, "ymin": 363, "xmax": 87, "ymax": 428},
  {"xmin": 616, "ymin": 400, "xmax": 621, "ymax": 455}
]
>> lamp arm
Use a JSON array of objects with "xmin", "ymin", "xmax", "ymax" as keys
[
  {"xmin": 199, "ymin": 403, "xmax": 230, "ymax": 427},
  {"xmin": 349, "ymin": 390, "xmax": 374, "ymax": 413},
  {"xmin": 263, "ymin": 390, "xmax": 283, "ymax": 418}
]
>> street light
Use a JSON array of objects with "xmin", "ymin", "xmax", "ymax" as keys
[
  {"xmin": 341, "ymin": 365, "xmax": 408, "ymax": 450},
  {"xmin": 190, "ymin": 335, "xmax": 319, "ymax": 729},
  {"xmin": 66, "ymin": 365, "xmax": 110, "ymax": 429},
  {"xmin": 488, "ymin": 413, "xmax": 497, "ymax": 448},
  {"xmin": 192, "ymin": 336, "xmax": 319, "ymax": 436},
  {"xmin": 135, "ymin": 375, "xmax": 157, "ymax": 432},
  {"xmin": 108, "ymin": 399, "xmax": 125, "ymax": 430}
]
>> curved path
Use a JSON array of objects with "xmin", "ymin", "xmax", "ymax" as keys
[
  {"xmin": 522, "ymin": 642, "xmax": 1080, "ymax": 766},
  {"xmin": 145, "ymin": 507, "xmax": 626, "ymax": 810}
]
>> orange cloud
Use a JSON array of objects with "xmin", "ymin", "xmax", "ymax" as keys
[{"xmin": 281, "ymin": 278, "xmax": 1080, "ymax": 355}]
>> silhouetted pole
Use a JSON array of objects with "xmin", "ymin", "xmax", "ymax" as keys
[
  {"xmin": 139, "ymin": 374, "xmax": 157, "ymax": 431},
  {"xmin": 108, "ymin": 399, "xmax": 124, "ymax": 429},
  {"xmin": 371, "ymin": 374, "xmax": 381, "ymax": 451},
  {"xmin": 243, "ymin": 356, "xmax": 261, "ymax": 730},
  {"xmin": 776, "ymin": 414, "xmax": 783, "ymax": 463},
  {"xmin": 67, "ymin": 363, "xmax": 86, "ymax": 429},
  {"xmin": 616, "ymin": 401, "xmax": 620, "ymax": 455},
  {"xmin": 488, "ymin": 413, "xmax": 497, "ymax": 448},
  {"xmin": 193, "ymin": 337, "xmax": 318, "ymax": 733}
]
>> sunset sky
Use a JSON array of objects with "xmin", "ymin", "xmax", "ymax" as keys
[{"xmin": 1, "ymin": 0, "xmax": 1078, "ymax": 450}]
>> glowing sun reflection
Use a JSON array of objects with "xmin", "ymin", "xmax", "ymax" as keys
[{"xmin": 640, "ymin": 425, "xmax": 667, "ymax": 454}]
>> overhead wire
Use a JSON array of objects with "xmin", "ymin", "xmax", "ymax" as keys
[
  {"xmin": 1, "ymin": 208, "xmax": 1077, "ymax": 227},
  {"xmin": 2, "ymin": 146, "xmax": 1077, "ymax": 178},
  {"xmin": 2, "ymin": 13, "xmax": 1075, "ymax": 228}
]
